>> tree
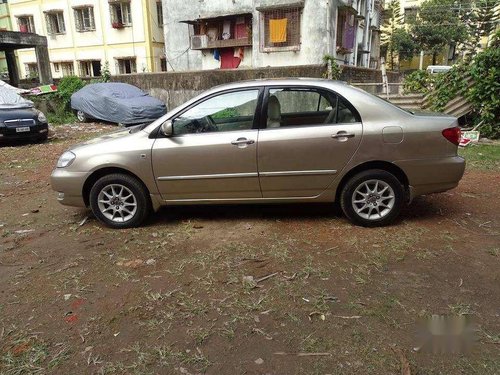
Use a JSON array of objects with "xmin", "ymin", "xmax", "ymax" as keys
[
  {"xmin": 381, "ymin": 0, "xmax": 405, "ymax": 69},
  {"xmin": 411, "ymin": 0, "xmax": 468, "ymax": 64},
  {"xmin": 459, "ymin": 0, "xmax": 499, "ymax": 56}
]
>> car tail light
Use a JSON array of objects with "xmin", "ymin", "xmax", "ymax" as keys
[{"xmin": 442, "ymin": 127, "xmax": 461, "ymax": 145}]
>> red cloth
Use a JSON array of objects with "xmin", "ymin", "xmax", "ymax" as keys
[{"xmin": 220, "ymin": 48, "xmax": 241, "ymax": 69}]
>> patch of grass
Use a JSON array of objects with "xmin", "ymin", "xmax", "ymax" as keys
[
  {"xmin": 47, "ymin": 110, "xmax": 77, "ymax": 126},
  {"xmin": 0, "ymin": 329, "xmax": 69, "ymax": 374},
  {"xmin": 459, "ymin": 144, "xmax": 500, "ymax": 170}
]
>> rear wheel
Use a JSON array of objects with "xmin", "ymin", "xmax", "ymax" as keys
[
  {"xmin": 89, "ymin": 173, "xmax": 151, "ymax": 229},
  {"xmin": 340, "ymin": 169, "xmax": 405, "ymax": 227},
  {"xmin": 76, "ymin": 110, "xmax": 88, "ymax": 122}
]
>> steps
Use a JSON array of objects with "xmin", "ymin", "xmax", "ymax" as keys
[{"xmin": 378, "ymin": 93, "xmax": 425, "ymax": 110}]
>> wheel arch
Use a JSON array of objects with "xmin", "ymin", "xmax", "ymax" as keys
[
  {"xmin": 82, "ymin": 167, "xmax": 151, "ymax": 207},
  {"xmin": 335, "ymin": 160, "xmax": 409, "ymax": 202}
]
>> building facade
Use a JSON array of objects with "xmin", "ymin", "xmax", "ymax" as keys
[
  {"xmin": 162, "ymin": 0, "xmax": 384, "ymax": 71},
  {"xmin": 8, "ymin": 0, "xmax": 165, "ymax": 79},
  {"xmin": 0, "ymin": 0, "xmax": 13, "ymax": 73}
]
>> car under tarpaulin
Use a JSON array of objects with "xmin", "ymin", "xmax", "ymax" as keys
[
  {"xmin": 0, "ymin": 87, "xmax": 34, "ymax": 109},
  {"xmin": 71, "ymin": 83, "xmax": 167, "ymax": 125}
]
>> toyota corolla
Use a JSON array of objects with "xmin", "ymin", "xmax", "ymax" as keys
[{"xmin": 51, "ymin": 79, "xmax": 465, "ymax": 228}]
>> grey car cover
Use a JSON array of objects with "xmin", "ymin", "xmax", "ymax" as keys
[{"xmin": 71, "ymin": 83, "xmax": 167, "ymax": 125}]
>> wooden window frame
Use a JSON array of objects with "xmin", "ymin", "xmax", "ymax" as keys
[{"xmin": 74, "ymin": 6, "xmax": 96, "ymax": 32}]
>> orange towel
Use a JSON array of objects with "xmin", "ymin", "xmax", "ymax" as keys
[{"xmin": 269, "ymin": 18, "xmax": 287, "ymax": 43}]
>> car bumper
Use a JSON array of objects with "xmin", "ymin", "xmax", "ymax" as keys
[
  {"xmin": 51, "ymin": 169, "xmax": 88, "ymax": 208},
  {"xmin": 395, "ymin": 156, "xmax": 465, "ymax": 199},
  {"xmin": 0, "ymin": 122, "xmax": 48, "ymax": 141}
]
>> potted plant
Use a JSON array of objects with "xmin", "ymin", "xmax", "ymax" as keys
[{"xmin": 112, "ymin": 21, "xmax": 123, "ymax": 29}]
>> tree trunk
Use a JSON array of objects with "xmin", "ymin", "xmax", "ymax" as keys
[{"xmin": 432, "ymin": 52, "xmax": 437, "ymax": 65}]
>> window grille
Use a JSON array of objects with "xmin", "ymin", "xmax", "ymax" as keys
[
  {"xmin": 74, "ymin": 7, "xmax": 95, "ymax": 32},
  {"xmin": 110, "ymin": 1, "xmax": 132, "ymax": 27},
  {"xmin": 45, "ymin": 11, "xmax": 66, "ymax": 35},
  {"xmin": 17, "ymin": 15, "xmax": 35, "ymax": 33},
  {"xmin": 260, "ymin": 7, "xmax": 302, "ymax": 52}
]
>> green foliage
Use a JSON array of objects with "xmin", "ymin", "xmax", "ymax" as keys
[
  {"xmin": 411, "ymin": 0, "xmax": 468, "ymax": 64},
  {"xmin": 101, "ymin": 61, "xmax": 111, "ymax": 83},
  {"xmin": 403, "ymin": 70, "xmax": 433, "ymax": 94},
  {"xmin": 466, "ymin": 47, "xmax": 500, "ymax": 138},
  {"xmin": 392, "ymin": 28, "xmax": 418, "ymax": 62},
  {"xmin": 322, "ymin": 55, "xmax": 342, "ymax": 80},
  {"xmin": 381, "ymin": 0, "xmax": 406, "ymax": 69},
  {"xmin": 57, "ymin": 76, "xmax": 85, "ymax": 109},
  {"xmin": 422, "ymin": 46, "xmax": 499, "ymax": 139},
  {"xmin": 459, "ymin": 0, "xmax": 499, "ymax": 56},
  {"xmin": 427, "ymin": 64, "xmax": 469, "ymax": 111}
]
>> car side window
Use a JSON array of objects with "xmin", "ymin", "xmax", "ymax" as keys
[
  {"xmin": 173, "ymin": 90, "xmax": 260, "ymax": 135},
  {"xmin": 337, "ymin": 98, "xmax": 359, "ymax": 124},
  {"xmin": 266, "ymin": 88, "xmax": 338, "ymax": 128}
]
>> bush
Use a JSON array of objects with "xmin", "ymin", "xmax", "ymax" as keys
[
  {"xmin": 403, "ymin": 70, "xmax": 433, "ymax": 94},
  {"xmin": 427, "ymin": 64, "xmax": 469, "ymax": 112},
  {"xmin": 323, "ymin": 55, "xmax": 342, "ymax": 80},
  {"xmin": 466, "ymin": 47, "xmax": 500, "ymax": 139},
  {"xmin": 57, "ymin": 76, "xmax": 85, "ymax": 110}
]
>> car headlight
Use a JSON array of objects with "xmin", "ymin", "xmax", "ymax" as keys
[
  {"xmin": 57, "ymin": 151, "xmax": 76, "ymax": 168},
  {"xmin": 37, "ymin": 111, "xmax": 47, "ymax": 123}
]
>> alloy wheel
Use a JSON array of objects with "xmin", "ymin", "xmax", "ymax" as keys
[
  {"xmin": 351, "ymin": 179, "xmax": 395, "ymax": 221},
  {"xmin": 97, "ymin": 184, "xmax": 137, "ymax": 223}
]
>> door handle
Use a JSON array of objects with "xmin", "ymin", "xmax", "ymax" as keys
[
  {"xmin": 231, "ymin": 138, "xmax": 255, "ymax": 146},
  {"xmin": 331, "ymin": 132, "xmax": 355, "ymax": 139}
]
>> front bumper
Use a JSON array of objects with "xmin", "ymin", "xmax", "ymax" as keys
[
  {"xmin": 395, "ymin": 156, "xmax": 466, "ymax": 198},
  {"xmin": 50, "ymin": 169, "xmax": 88, "ymax": 208},
  {"xmin": 0, "ymin": 122, "xmax": 48, "ymax": 141}
]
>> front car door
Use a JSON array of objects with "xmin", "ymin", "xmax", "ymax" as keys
[
  {"xmin": 152, "ymin": 89, "xmax": 263, "ymax": 201},
  {"xmin": 258, "ymin": 86, "xmax": 363, "ymax": 198}
]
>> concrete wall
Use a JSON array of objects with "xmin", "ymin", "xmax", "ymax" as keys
[
  {"xmin": 161, "ymin": 0, "xmax": 338, "ymax": 71},
  {"xmin": 111, "ymin": 64, "xmax": 401, "ymax": 109}
]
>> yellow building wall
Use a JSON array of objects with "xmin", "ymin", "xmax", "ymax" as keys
[{"xmin": 8, "ymin": 0, "xmax": 164, "ymax": 78}]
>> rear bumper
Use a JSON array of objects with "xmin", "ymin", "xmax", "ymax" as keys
[
  {"xmin": 51, "ymin": 169, "xmax": 88, "ymax": 208},
  {"xmin": 395, "ymin": 156, "xmax": 465, "ymax": 198}
]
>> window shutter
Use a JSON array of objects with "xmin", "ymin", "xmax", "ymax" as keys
[
  {"xmin": 59, "ymin": 13, "xmax": 66, "ymax": 33},
  {"xmin": 45, "ymin": 14, "xmax": 53, "ymax": 34},
  {"xmin": 74, "ymin": 10, "xmax": 81, "ymax": 31},
  {"xmin": 90, "ymin": 8, "xmax": 95, "ymax": 30}
]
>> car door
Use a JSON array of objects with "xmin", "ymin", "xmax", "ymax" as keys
[
  {"xmin": 258, "ymin": 86, "xmax": 363, "ymax": 198},
  {"xmin": 152, "ymin": 88, "xmax": 263, "ymax": 201}
]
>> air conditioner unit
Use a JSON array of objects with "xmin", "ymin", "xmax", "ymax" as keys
[{"xmin": 190, "ymin": 35, "xmax": 208, "ymax": 50}]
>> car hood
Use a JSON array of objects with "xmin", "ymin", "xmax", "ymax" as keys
[
  {"xmin": 0, "ymin": 107, "xmax": 37, "ymax": 121},
  {"xmin": 71, "ymin": 127, "xmax": 133, "ymax": 150}
]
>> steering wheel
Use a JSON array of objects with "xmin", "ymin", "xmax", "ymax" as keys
[{"xmin": 202, "ymin": 115, "xmax": 218, "ymax": 132}]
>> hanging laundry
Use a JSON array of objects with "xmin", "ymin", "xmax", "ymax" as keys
[
  {"xmin": 220, "ymin": 48, "xmax": 241, "ymax": 69},
  {"xmin": 213, "ymin": 49, "xmax": 220, "ymax": 61},
  {"xmin": 222, "ymin": 20, "xmax": 231, "ymax": 40},
  {"xmin": 235, "ymin": 17, "xmax": 248, "ymax": 39},
  {"xmin": 234, "ymin": 47, "xmax": 244, "ymax": 60},
  {"xmin": 269, "ymin": 18, "xmax": 287, "ymax": 43}
]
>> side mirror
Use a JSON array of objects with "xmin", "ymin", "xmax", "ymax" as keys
[{"xmin": 161, "ymin": 120, "xmax": 173, "ymax": 137}]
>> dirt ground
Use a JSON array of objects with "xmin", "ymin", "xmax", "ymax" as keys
[{"xmin": 0, "ymin": 124, "xmax": 499, "ymax": 375}]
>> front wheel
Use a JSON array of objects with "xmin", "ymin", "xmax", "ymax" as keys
[
  {"xmin": 89, "ymin": 173, "xmax": 151, "ymax": 229},
  {"xmin": 340, "ymin": 169, "xmax": 405, "ymax": 227},
  {"xmin": 76, "ymin": 110, "xmax": 88, "ymax": 122}
]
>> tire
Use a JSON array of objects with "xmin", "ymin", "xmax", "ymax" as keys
[
  {"xmin": 89, "ymin": 173, "xmax": 151, "ymax": 229},
  {"xmin": 37, "ymin": 133, "xmax": 48, "ymax": 143},
  {"xmin": 340, "ymin": 169, "xmax": 405, "ymax": 227},
  {"xmin": 76, "ymin": 110, "xmax": 88, "ymax": 122}
]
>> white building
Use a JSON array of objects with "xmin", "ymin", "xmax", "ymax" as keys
[
  {"xmin": 161, "ymin": 0, "xmax": 384, "ymax": 71},
  {"xmin": 8, "ymin": 0, "xmax": 165, "ymax": 79}
]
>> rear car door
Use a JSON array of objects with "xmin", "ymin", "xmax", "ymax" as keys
[
  {"xmin": 152, "ymin": 88, "xmax": 263, "ymax": 201},
  {"xmin": 258, "ymin": 86, "xmax": 363, "ymax": 198}
]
